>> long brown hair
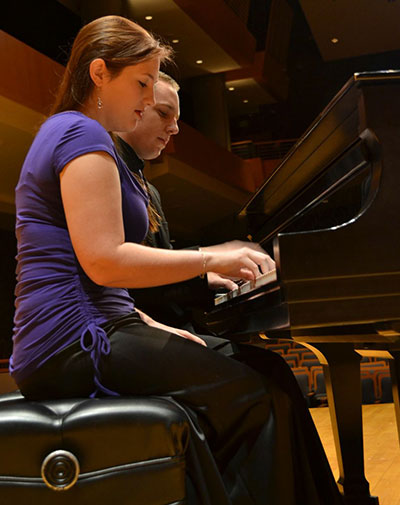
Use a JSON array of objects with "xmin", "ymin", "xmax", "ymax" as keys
[
  {"xmin": 50, "ymin": 15, "xmax": 172, "ymax": 115},
  {"xmin": 51, "ymin": 16, "xmax": 172, "ymax": 234}
]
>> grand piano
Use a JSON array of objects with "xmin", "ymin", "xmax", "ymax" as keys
[{"xmin": 199, "ymin": 71, "xmax": 400, "ymax": 505}]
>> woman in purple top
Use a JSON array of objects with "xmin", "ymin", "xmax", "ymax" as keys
[{"xmin": 11, "ymin": 15, "xmax": 343, "ymax": 505}]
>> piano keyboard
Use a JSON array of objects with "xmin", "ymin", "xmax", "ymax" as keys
[{"xmin": 214, "ymin": 269, "xmax": 277, "ymax": 306}]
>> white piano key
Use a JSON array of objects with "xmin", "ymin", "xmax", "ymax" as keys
[{"xmin": 215, "ymin": 269, "xmax": 277, "ymax": 306}]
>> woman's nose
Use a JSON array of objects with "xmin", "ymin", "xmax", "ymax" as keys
[{"xmin": 144, "ymin": 87, "xmax": 155, "ymax": 107}]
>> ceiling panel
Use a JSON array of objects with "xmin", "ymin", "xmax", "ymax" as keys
[
  {"xmin": 126, "ymin": 0, "xmax": 241, "ymax": 77},
  {"xmin": 225, "ymin": 77, "xmax": 276, "ymax": 116},
  {"xmin": 300, "ymin": 0, "xmax": 400, "ymax": 61}
]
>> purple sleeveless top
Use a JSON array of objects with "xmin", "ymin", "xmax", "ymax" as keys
[{"xmin": 10, "ymin": 111, "xmax": 149, "ymax": 395}]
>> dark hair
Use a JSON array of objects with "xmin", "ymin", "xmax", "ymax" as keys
[{"xmin": 51, "ymin": 15, "xmax": 172, "ymax": 115}]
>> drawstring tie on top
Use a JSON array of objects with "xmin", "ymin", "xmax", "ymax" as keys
[{"xmin": 80, "ymin": 322, "xmax": 119, "ymax": 398}]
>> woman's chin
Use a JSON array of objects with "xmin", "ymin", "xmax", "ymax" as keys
[{"xmin": 120, "ymin": 118, "xmax": 139, "ymax": 133}]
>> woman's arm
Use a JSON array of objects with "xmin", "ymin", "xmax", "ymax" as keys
[{"xmin": 60, "ymin": 151, "xmax": 271, "ymax": 288}]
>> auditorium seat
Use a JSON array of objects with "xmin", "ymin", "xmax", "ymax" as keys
[
  {"xmin": 264, "ymin": 342, "xmax": 291, "ymax": 354},
  {"xmin": 310, "ymin": 365, "xmax": 323, "ymax": 389},
  {"xmin": 313, "ymin": 370, "xmax": 327, "ymax": 403},
  {"xmin": 300, "ymin": 352, "xmax": 317, "ymax": 361},
  {"xmin": 283, "ymin": 355, "xmax": 298, "ymax": 368},
  {"xmin": 360, "ymin": 356, "xmax": 373, "ymax": 363},
  {"xmin": 293, "ymin": 367, "xmax": 310, "ymax": 388},
  {"xmin": 311, "ymin": 368, "xmax": 378, "ymax": 405},
  {"xmin": 287, "ymin": 349, "xmax": 301, "ymax": 366},
  {"xmin": 299, "ymin": 358, "xmax": 320, "ymax": 369},
  {"xmin": 377, "ymin": 373, "xmax": 393, "ymax": 403},
  {"xmin": 361, "ymin": 376, "xmax": 376, "ymax": 404},
  {"xmin": 270, "ymin": 347, "xmax": 285, "ymax": 356},
  {"xmin": 287, "ymin": 348, "xmax": 303, "ymax": 357},
  {"xmin": 361, "ymin": 360, "xmax": 388, "ymax": 371},
  {"xmin": 293, "ymin": 370, "xmax": 309, "ymax": 394},
  {"xmin": 293, "ymin": 367, "xmax": 314, "ymax": 405}
]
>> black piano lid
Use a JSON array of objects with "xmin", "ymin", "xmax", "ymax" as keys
[
  {"xmin": 240, "ymin": 69, "xmax": 400, "ymax": 222},
  {"xmin": 204, "ymin": 69, "xmax": 400, "ymax": 335}
]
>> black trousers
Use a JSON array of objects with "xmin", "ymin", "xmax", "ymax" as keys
[{"xmin": 20, "ymin": 313, "xmax": 343, "ymax": 505}]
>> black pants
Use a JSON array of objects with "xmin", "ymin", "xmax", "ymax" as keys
[{"xmin": 20, "ymin": 313, "xmax": 343, "ymax": 505}]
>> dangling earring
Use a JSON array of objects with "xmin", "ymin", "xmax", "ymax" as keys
[{"xmin": 97, "ymin": 96, "xmax": 103, "ymax": 109}]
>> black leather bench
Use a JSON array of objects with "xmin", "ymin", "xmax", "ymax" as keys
[{"xmin": 0, "ymin": 391, "xmax": 189, "ymax": 504}]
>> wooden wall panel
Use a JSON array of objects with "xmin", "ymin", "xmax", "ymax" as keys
[
  {"xmin": 0, "ymin": 31, "xmax": 64, "ymax": 115},
  {"xmin": 163, "ymin": 121, "xmax": 264, "ymax": 193}
]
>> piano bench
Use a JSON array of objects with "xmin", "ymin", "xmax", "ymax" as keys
[{"xmin": 0, "ymin": 391, "xmax": 189, "ymax": 504}]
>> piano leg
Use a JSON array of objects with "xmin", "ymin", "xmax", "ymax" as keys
[{"xmin": 306, "ymin": 342, "xmax": 379, "ymax": 505}]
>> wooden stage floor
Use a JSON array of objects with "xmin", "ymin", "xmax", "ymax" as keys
[{"xmin": 310, "ymin": 403, "xmax": 400, "ymax": 505}]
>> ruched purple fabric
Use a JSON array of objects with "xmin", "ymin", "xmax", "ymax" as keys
[{"xmin": 11, "ymin": 111, "xmax": 149, "ymax": 395}]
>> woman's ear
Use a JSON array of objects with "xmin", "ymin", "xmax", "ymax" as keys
[{"xmin": 89, "ymin": 58, "xmax": 109, "ymax": 87}]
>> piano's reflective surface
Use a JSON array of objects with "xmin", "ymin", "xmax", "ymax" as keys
[{"xmin": 198, "ymin": 71, "xmax": 400, "ymax": 505}]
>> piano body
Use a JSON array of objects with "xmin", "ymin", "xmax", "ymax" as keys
[{"xmin": 201, "ymin": 71, "xmax": 400, "ymax": 505}]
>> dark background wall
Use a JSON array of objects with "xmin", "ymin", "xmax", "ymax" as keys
[{"xmin": 230, "ymin": 0, "xmax": 400, "ymax": 142}]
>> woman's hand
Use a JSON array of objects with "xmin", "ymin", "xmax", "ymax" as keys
[
  {"xmin": 207, "ymin": 272, "xmax": 239, "ymax": 291},
  {"xmin": 205, "ymin": 246, "xmax": 275, "ymax": 282},
  {"xmin": 136, "ymin": 309, "xmax": 207, "ymax": 346},
  {"xmin": 203, "ymin": 240, "xmax": 271, "ymax": 257},
  {"xmin": 203, "ymin": 241, "xmax": 275, "ymax": 282},
  {"xmin": 149, "ymin": 321, "xmax": 207, "ymax": 347}
]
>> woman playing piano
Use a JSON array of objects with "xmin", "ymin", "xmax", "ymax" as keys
[{"xmin": 10, "ymin": 15, "xmax": 343, "ymax": 505}]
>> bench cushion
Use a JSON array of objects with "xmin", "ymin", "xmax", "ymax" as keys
[{"xmin": 0, "ymin": 392, "xmax": 189, "ymax": 504}]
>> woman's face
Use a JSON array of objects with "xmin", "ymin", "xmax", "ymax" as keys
[{"xmin": 98, "ymin": 57, "xmax": 160, "ymax": 132}]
